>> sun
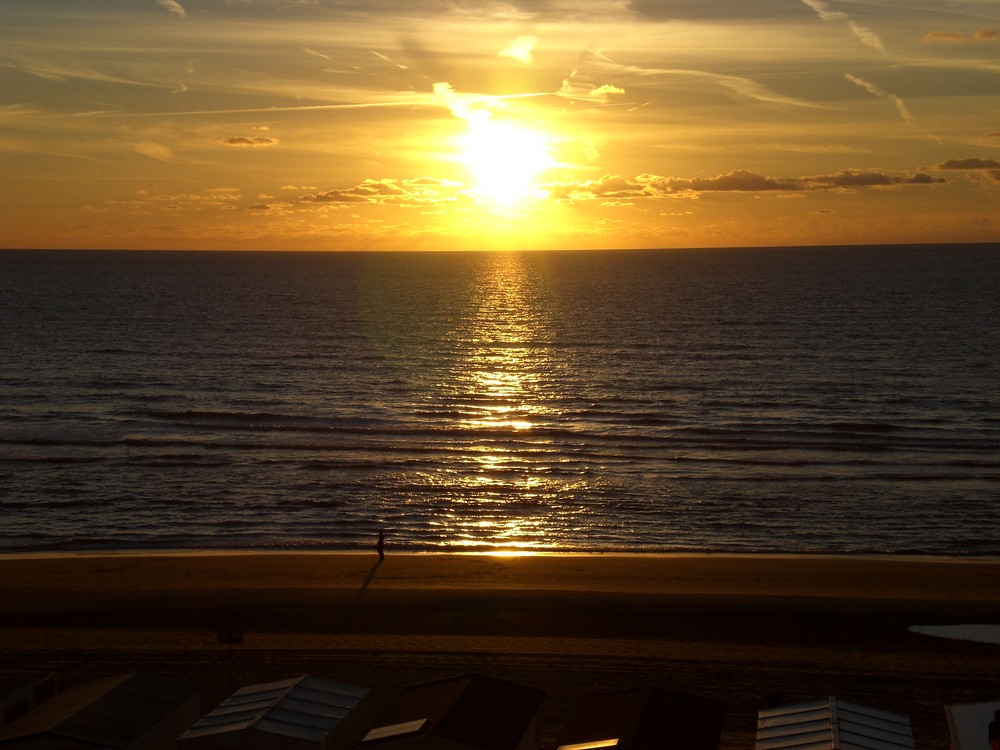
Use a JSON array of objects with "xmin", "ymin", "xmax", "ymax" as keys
[{"xmin": 459, "ymin": 115, "xmax": 554, "ymax": 207}]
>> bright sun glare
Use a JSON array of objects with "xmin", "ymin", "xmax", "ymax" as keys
[{"xmin": 459, "ymin": 116, "xmax": 554, "ymax": 207}]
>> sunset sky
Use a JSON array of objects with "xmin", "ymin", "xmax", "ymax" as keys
[{"xmin": 2, "ymin": 0, "xmax": 998, "ymax": 251}]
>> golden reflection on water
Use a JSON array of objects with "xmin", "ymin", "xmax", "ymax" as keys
[
  {"xmin": 458, "ymin": 253, "xmax": 553, "ymax": 432},
  {"xmin": 439, "ymin": 252, "xmax": 565, "ymax": 552}
]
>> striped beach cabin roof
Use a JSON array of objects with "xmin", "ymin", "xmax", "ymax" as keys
[
  {"xmin": 179, "ymin": 675, "xmax": 371, "ymax": 750},
  {"xmin": 756, "ymin": 697, "xmax": 914, "ymax": 750}
]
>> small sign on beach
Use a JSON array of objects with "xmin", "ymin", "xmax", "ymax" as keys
[{"xmin": 218, "ymin": 628, "xmax": 244, "ymax": 645}]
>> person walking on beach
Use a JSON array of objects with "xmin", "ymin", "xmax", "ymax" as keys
[{"xmin": 376, "ymin": 528, "xmax": 385, "ymax": 560}]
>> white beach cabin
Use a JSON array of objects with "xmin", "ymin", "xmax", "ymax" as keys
[
  {"xmin": 944, "ymin": 700, "xmax": 1000, "ymax": 750},
  {"xmin": 756, "ymin": 697, "xmax": 914, "ymax": 750},
  {"xmin": 178, "ymin": 675, "xmax": 372, "ymax": 750}
]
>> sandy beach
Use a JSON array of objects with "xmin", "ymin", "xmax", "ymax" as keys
[{"xmin": 2, "ymin": 553, "xmax": 999, "ymax": 750}]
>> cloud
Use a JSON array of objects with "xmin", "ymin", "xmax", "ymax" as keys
[
  {"xmin": 82, "ymin": 86, "xmax": 549, "ymax": 120},
  {"xmin": 134, "ymin": 141, "xmax": 175, "ymax": 162},
  {"xmin": 846, "ymin": 21, "xmax": 886, "ymax": 53},
  {"xmin": 799, "ymin": 0, "xmax": 842, "ymax": 22},
  {"xmin": 371, "ymin": 50, "xmax": 410, "ymax": 70},
  {"xmin": 0, "ymin": 104, "xmax": 39, "ymax": 118},
  {"xmin": 8, "ymin": 50, "xmax": 175, "ymax": 90},
  {"xmin": 499, "ymin": 36, "xmax": 538, "ymax": 65},
  {"xmin": 934, "ymin": 158, "xmax": 1000, "ymax": 170},
  {"xmin": 800, "ymin": 0, "xmax": 886, "ymax": 53},
  {"xmin": 813, "ymin": 169, "xmax": 944, "ymax": 188},
  {"xmin": 545, "ymin": 167, "xmax": 945, "ymax": 201},
  {"xmin": 302, "ymin": 47, "xmax": 331, "ymax": 60},
  {"xmin": 217, "ymin": 136, "xmax": 280, "ymax": 147},
  {"xmin": 297, "ymin": 177, "xmax": 464, "ymax": 206},
  {"xmin": 955, "ymin": 166, "xmax": 1000, "ymax": 183},
  {"xmin": 103, "ymin": 188, "xmax": 242, "ymax": 212},
  {"xmin": 922, "ymin": 28, "xmax": 997, "ymax": 43},
  {"xmin": 587, "ymin": 60, "xmax": 826, "ymax": 110},
  {"xmin": 590, "ymin": 83, "xmax": 625, "ymax": 98},
  {"xmin": 558, "ymin": 71, "xmax": 625, "ymax": 103},
  {"xmin": 155, "ymin": 0, "xmax": 186, "ymax": 18},
  {"xmin": 247, "ymin": 201, "xmax": 293, "ymax": 212},
  {"xmin": 924, "ymin": 31, "xmax": 970, "ymax": 42},
  {"xmin": 843, "ymin": 73, "xmax": 936, "ymax": 140}
]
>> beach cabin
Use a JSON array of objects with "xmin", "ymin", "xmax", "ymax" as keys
[
  {"xmin": 756, "ymin": 697, "xmax": 914, "ymax": 750},
  {"xmin": 0, "ymin": 672, "xmax": 199, "ymax": 750},
  {"xmin": 556, "ymin": 687, "xmax": 725, "ymax": 750},
  {"xmin": 944, "ymin": 699, "xmax": 1000, "ymax": 750},
  {"xmin": 178, "ymin": 675, "xmax": 372, "ymax": 750},
  {"xmin": 361, "ymin": 674, "xmax": 545, "ymax": 750}
]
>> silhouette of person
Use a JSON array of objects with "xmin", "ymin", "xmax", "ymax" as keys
[{"xmin": 376, "ymin": 528, "xmax": 385, "ymax": 560}]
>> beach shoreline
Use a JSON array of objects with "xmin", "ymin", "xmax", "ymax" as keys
[{"xmin": 2, "ymin": 553, "xmax": 999, "ymax": 750}]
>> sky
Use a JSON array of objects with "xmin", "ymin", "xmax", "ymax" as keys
[{"xmin": 1, "ymin": 0, "xmax": 999, "ymax": 251}]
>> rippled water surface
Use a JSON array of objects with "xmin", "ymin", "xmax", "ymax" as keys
[{"xmin": 2, "ymin": 245, "xmax": 999, "ymax": 554}]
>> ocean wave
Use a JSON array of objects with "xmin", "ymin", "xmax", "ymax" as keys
[{"xmin": 4, "ymin": 246, "xmax": 1000, "ymax": 555}]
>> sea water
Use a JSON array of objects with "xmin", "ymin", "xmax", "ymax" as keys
[{"xmin": 1, "ymin": 245, "xmax": 998, "ymax": 554}]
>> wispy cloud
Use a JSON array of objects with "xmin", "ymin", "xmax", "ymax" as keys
[
  {"xmin": 1, "ymin": 52, "xmax": 173, "ymax": 90},
  {"xmin": 843, "ymin": 72, "xmax": 938, "ymax": 141},
  {"xmin": 800, "ymin": 0, "xmax": 886, "ymax": 54},
  {"xmin": 591, "ymin": 60, "xmax": 827, "ymax": 110},
  {"xmin": 155, "ymin": 0, "xmax": 186, "ymax": 18},
  {"xmin": 134, "ymin": 141, "xmax": 175, "ymax": 162},
  {"xmin": 76, "ymin": 85, "xmax": 550, "ymax": 119},
  {"xmin": 0, "ymin": 103, "xmax": 40, "ymax": 118},
  {"xmin": 370, "ymin": 51, "xmax": 409, "ymax": 70}
]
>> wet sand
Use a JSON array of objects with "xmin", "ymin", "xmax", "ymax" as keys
[{"xmin": 2, "ymin": 553, "xmax": 999, "ymax": 749}]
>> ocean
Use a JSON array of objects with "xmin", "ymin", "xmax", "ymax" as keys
[{"xmin": 1, "ymin": 245, "xmax": 998, "ymax": 555}]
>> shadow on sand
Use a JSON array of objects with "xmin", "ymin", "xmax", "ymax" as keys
[{"xmin": 347, "ymin": 558, "xmax": 383, "ymax": 627}]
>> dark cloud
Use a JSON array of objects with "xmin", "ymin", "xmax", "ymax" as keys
[
  {"xmin": 935, "ymin": 158, "xmax": 1000, "ymax": 170},
  {"xmin": 297, "ymin": 177, "xmax": 462, "ymax": 205},
  {"xmin": 811, "ymin": 169, "xmax": 944, "ymax": 188},
  {"xmin": 976, "ymin": 29, "xmax": 999, "ymax": 40},
  {"xmin": 217, "ymin": 136, "xmax": 280, "ymax": 147},
  {"xmin": 298, "ymin": 190, "xmax": 370, "ymax": 204},
  {"xmin": 546, "ymin": 168, "xmax": 945, "ymax": 201},
  {"xmin": 246, "ymin": 201, "xmax": 291, "ymax": 211}
]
